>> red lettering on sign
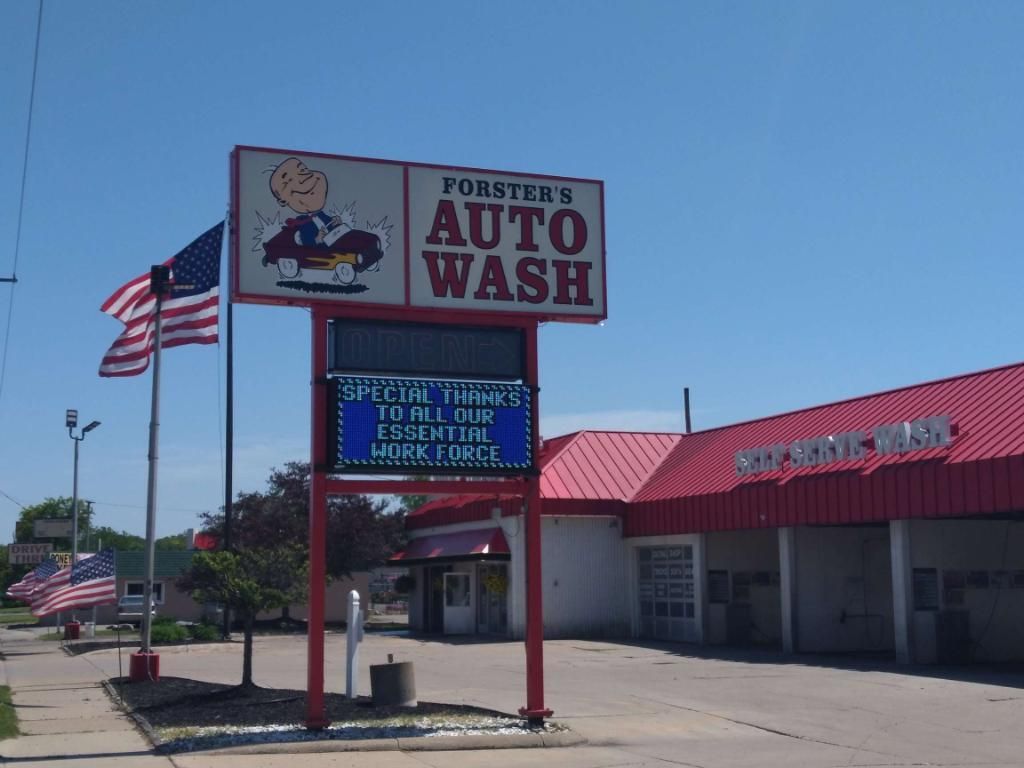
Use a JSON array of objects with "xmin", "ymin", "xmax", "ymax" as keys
[
  {"xmin": 425, "ymin": 200, "xmax": 468, "ymax": 246},
  {"xmin": 515, "ymin": 258, "xmax": 548, "ymax": 304},
  {"xmin": 553, "ymin": 260, "xmax": 594, "ymax": 306},
  {"xmin": 473, "ymin": 255, "xmax": 514, "ymax": 301},
  {"xmin": 465, "ymin": 203, "xmax": 503, "ymax": 249},
  {"xmin": 508, "ymin": 206, "xmax": 545, "ymax": 252},
  {"xmin": 421, "ymin": 251, "xmax": 475, "ymax": 298},
  {"xmin": 550, "ymin": 209, "xmax": 588, "ymax": 255}
]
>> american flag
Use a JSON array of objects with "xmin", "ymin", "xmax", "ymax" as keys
[
  {"xmin": 5, "ymin": 558, "xmax": 59, "ymax": 602},
  {"xmin": 98, "ymin": 222, "xmax": 224, "ymax": 377},
  {"xmin": 31, "ymin": 549, "xmax": 117, "ymax": 618}
]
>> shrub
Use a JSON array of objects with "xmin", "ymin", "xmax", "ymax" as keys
[
  {"xmin": 188, "ymin": 622, "xmax": 220, "ymax": 641},
  {"xmin": 150, "ymin": 622, "xmax": 188, "ymax": 643}
]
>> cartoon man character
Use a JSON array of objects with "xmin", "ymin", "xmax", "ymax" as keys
[
  {"xmin": 269, "ymin": 157, "xmax": 346, "ymax": 246},
  {"xmin": 263, "ymin": 156, "xmax": 384, "ymax": 284}
]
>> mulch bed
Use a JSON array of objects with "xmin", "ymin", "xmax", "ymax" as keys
[{"xmin": 110, "ymin": 676, "xmax": 507, "ymax": 729}]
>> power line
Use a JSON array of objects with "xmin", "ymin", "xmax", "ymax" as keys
[
  {"xmin": 90, "ymin": 499, "xmax": 212, "ymax": 514},
  {"xmin": 0, "ymin": 489, "xmax": 26, "ymax": 509},
  {"xmin": 0, "ymin": 0, "xmax": 44, "ymax": 412}
]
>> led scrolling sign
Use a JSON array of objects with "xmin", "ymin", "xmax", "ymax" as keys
[
  {"xmin": 734, "ymin": 414, "xmax": 954, "ymax": 477},
  {"xmin": 329, "ymin": 377, "xmax": 533, "ymax": 475}
]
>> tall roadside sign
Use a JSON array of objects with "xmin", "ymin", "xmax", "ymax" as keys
[{"xmin": 230, "ymin": 146, "xmax": 605, "ymax": 727}]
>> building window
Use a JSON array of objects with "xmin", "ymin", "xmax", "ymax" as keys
[
  {"xmin": 708, "ymin": 570, "xmax": 730, "ymax": 604},
  {"xmin": 125, "ymin": 581, "xmax": 164, "ymax": 604},
  {"xmin": 912, "ymin": 568, "xmax": 939, "ymax": 611},
  {"xmin": 444, "ymin": 573, "xmax": 470, "ymax": 607}
]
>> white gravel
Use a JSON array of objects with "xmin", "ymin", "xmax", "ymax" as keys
[{"xmin": 157, "ymin": 714, "xmax": 561, "ymax": 753}]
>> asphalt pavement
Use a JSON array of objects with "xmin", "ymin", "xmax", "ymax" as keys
[{"xmin": 2, "ymin": 625, "xmax": 1024, "ymax": 767}]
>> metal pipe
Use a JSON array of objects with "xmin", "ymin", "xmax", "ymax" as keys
[
  {"xmin": 305, "ymin": 307, "xmax": 329, "ymax": 728},
  {"xmin": 519, "ymin": 322, "xmax": 551, "ymax": 724},
  {"xmin": 140, "ymin": 283, "xmax": 164, "ymax": 654},
  {"xmin": 684, "ymin": 387, "xmax": 692, "ymax": 434}
]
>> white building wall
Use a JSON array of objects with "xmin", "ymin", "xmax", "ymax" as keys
[
  {"xmin": 909, "ymin": 519, "xmax": 1024, "ymax": 662},
  {"xmin": 705, "ymin": 529, "xmax": 782, "ymax": 645},
  {"xmin": 795, "ymin": 525, "xmax": 894, "ymax": 653},
  {"xmin": 538, "ymin": 516, "xmax": 631, "ymax": 639}
]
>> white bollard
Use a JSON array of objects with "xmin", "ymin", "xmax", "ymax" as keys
[{"xmin": 345, "ymin": 590, "xmax": 364, "ymax": 699}]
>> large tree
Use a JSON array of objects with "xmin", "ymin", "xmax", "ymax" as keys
[
  {"xmin": 177, "ymin": 547, "xmax": 307, "ymax": 688},
  {"xmin": 201, "ymin": 462, "xmax": 407, "ymax": 578}
]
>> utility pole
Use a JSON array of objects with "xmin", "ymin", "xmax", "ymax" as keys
[{"xmin": 66, "ymin": 410, "xmax": 101, "ymax": 621}]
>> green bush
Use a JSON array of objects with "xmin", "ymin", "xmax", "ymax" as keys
[
  {"xmin": 152, "ymin": 615, "xmax": 176, "ymax": 627},
  {"xmin": 149, "ymin": 622, "xmax": 188, "ymax": 643},
  {"xmin": 188, "ymin": 622, "xmax": 220, "ymax": 641}
]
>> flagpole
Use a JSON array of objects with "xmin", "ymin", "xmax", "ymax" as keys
[
  {"xmin": 222, "ymin": 243, "xmax": 234, "ymax": 640},
  {"xmin": 139, "ymin": 266, "xmax": 168, "ymax": 664}
]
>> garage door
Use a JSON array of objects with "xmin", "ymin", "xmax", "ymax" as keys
[{"xmin": 638, "ymin": 545, "xmax": 698, "ymax": 642}]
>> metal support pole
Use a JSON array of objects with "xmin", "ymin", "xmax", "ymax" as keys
[
  {"xmin": 71, "ymin": 439, "xmax": 79, "ymax": 563},
  {"xmin": 306, "ymin": 308, "xmax": 329, "ymax": 729},
  {"xmin": 519, "ymin": 323, "xmax": 551, "ymax": 724},
  {"xmin": 140, "ymin": 287, "xmax": 164, "ymax": 655},
  {"xmin": 346, "ymin": 589, "xmax": 363, "ymax": 699}
]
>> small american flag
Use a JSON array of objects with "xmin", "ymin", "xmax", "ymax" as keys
[
  {"xmin": 99, "ymin": 222, "xmax": 224, "ymax": 377},
  {"xmin": 31, "ymin": 549, "xmax": 117, "ymax": 618},
  {"xmin": 5, "ymin": 558, "xmax": 59, "ymax": 602}
]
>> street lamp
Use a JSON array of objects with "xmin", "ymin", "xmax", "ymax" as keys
[{"xmin": 67, "ymin": 411, "xmax": 101, "ymax": 564}]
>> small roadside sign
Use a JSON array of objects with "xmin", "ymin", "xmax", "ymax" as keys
[
  {"xmin": 8, "ymin": 543, "xmax": 54, "ymax": 565},
  {"xmin": 33, "ymin": 518, "xmax": 73, "ymax": 538}
]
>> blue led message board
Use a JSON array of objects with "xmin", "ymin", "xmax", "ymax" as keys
[{"xmin": 330, "ymin": 376, "xmax": 534, "ymax": 475}]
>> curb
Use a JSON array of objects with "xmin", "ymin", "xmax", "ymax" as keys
[
  {"xmin": 100, "ymin": 679, "xmax": 586, "ymax": 755},
  {"xmin": 191, "ymin": 730, "xmax": 587, "ymax": 755}
]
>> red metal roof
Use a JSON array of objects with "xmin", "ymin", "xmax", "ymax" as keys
[
  {"xmin": 388, "ymin": 528, "xmax": 510, "ymax": 564},
  {"xmin": 407, "ymin": 362, "xmax": 1024, "ymax": 536},
  {"xmin": 407, "ymin": 430, "xmax": 681, "ymax": 529},
  {"xmin": 628, "ymin": 361, "xmax": 1024, "ymax": 536}
]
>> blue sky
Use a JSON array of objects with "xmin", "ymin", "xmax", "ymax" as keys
[{"xmin": 0, "ymin": 1, "xmax": 1022, "ymax": 538}]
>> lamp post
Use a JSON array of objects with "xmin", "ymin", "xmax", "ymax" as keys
[{"xmin": 66, "ymin": 410, "xmax": 100, "ymax": 566}]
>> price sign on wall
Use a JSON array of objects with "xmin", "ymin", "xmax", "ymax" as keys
[{"xmin": 329, "ymin": 376, "xmax": 533, "ymax": 475}]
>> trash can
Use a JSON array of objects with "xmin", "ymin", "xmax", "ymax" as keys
[
  {"xmin": 370, "ymin": 660, "xmax": 416, "ymax": 707},
  {"xmin": 63, "ymin": 622, "xmax": 80, "ymax": 640},
  {"xmin": 84, "ymin": 622, "xmax": 96, "ymax": 639}
]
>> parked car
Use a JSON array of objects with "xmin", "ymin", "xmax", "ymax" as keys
[{"xmin": 116, "ymin": 595, "xmax": 156, "ymax": 623}]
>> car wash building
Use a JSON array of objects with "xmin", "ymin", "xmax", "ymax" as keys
[{"xmin": 393, "ymin": 361, "xmax": 1024, "ymax": 664}]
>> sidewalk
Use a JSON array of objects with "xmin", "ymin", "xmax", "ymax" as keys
[{"xmin": 0, "ymin": 626, "xmax": 172, "ymax": 767}]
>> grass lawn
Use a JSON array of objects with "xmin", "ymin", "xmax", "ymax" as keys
[
  {"xmin": 0, "ymin": 607, "xmax": 37, "ymax": 626},
  {"xmin": 0, "ymin": 685, "xmax": 18, "ymax": 740},
  {"xmin": 41, "ymin": 628, "xmax": 138, "ymax": 642}
]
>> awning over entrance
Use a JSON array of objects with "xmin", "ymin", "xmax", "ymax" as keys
[{"xmin": 389, "ymin": 528, "xmax": 510, "ymax": 566}]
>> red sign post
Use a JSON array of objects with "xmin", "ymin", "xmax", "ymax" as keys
[{"xmin": 305, "ymin": 306, "xmax": 549, "ymax": 727}]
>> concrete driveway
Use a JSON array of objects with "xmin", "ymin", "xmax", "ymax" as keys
[{"xmin": 72, "ymin": 631, "xmax": 1024, "ymax": 767}]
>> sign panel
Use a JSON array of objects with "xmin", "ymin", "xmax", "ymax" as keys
[
  {"xmin": 329, "ymin": 376, "xmax": 533, "ymax": 475},
  {"xmin": 329, "ymin": 319, "xmax": 524, "ymax": 380},
  {"xmin": 33, "ymin": 518, "xmax": 73, "ymax": 538},
  {"xmin": 232, "ymin": 147, "xmax": 605, "ymax": 322},
  {"xmin": 8, "ymin": 543, "xmax": 53, "ymax": 565},
  {"xmin": 48, "ymin": 552, "xmax": 93, "ymax": 568},
  {"xmin": 735, "ymin": 414, "xmax": 954, "ymax": 477}
]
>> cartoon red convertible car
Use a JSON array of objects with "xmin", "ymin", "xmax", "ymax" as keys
[{"xmin": 262, "ymin": 221, "xmax": 383, "ymax": 284}]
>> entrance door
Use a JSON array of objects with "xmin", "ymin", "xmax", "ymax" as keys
[
  {"xmin": 638, "ymin": 545, "xmax": 697, "ymax": 642},
  {"xmin": 443, "ymin": 572, "xmax": 474, "ymax": 634},
  {"xmin": 423, "ymin": 565, "xmax": 450, "ymax": 633},
  {"xmin": 477, "ymin": 564, "xmax": 508, "ymax": 635}
]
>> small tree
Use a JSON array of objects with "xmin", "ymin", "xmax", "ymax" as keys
[{"xmin": 178, "ymin": 547, "xmax": 308, "ymax": 688}]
